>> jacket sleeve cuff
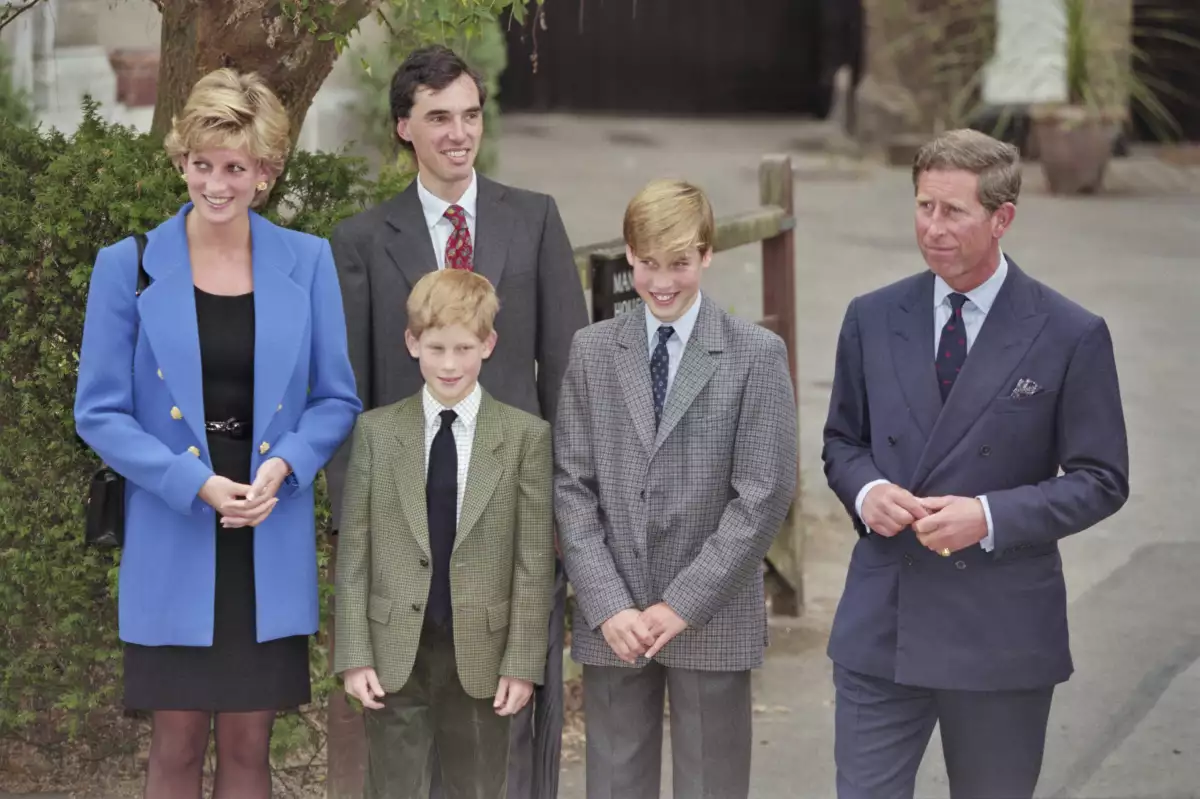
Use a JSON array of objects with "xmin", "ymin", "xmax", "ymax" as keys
[
  {"xmin": 270, "ymin": 433, "xmax": 318, "ymax": 492},
  {"xmin": 161, "ymin": 453, "xmax": 214, "ymax": 515}
]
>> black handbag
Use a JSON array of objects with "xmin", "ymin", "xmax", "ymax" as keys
[{"xmin": 84, "ymin": 233, "xmax": 151, "ymax": 549}]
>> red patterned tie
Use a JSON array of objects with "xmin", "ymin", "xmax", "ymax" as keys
[{"xmin": 443, "ymin": 205, "xmax": 474, "ymax": 271}]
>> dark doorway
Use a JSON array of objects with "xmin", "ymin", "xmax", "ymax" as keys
[{"xmin": 499, "ymin": 0, "xmax": 859, "ymax": 117}]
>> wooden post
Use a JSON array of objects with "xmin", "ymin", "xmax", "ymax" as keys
[
  {"xmin": 759, "ymin": 155, "xmax": 797, "ymax": 395},
  {"xmin": 758, "ymin": 155, "xmax": 803, "ymax": 617}
]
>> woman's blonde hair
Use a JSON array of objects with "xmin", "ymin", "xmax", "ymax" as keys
[{"xmin": 164, "ymin": 69, "xmax": 291, "ymax": 206}]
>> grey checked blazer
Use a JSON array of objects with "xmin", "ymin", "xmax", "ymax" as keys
[
  {"xmin": 333, "ymin": 391, "xmax": 555, "ymax": 699},
  {"xmin": 555, "ymin": 296, "xmax": 798, "ymax": 671}
]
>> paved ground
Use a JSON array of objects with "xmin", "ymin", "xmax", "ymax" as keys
[{"xmin": 492, "ymin": 114, "xmax": 1200, "ymax": 799}]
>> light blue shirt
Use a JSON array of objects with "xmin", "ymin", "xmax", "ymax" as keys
[
  {"xmin": 645, "ymin": 291, "xmax": 703, "ymax": 401},
  {"xmin": 855, "ymin": 254, "xmax": 1009, "ymax": 552}
]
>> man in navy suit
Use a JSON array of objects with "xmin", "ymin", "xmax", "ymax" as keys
[{"xmin": 822, "ymin": 129, "xmax": 1129, "ymax": 799}]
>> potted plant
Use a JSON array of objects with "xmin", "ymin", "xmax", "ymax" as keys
[{"xmin": 1031, "ymin": 0, "xmax": 1200, "ymax": 194}]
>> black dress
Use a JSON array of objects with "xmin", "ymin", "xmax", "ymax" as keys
[{"xmin": 123, "ymin": 287, "xmax": 311, "ymax": 712}]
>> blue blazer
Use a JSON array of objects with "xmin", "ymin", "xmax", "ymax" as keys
[{"xmin": 75, "ymin": 204, "xmax": 362, "ymax": 646}]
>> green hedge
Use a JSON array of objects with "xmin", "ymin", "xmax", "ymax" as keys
[{"xmin": 0, "ymin": 102, "xmax": 405, "ymax": 764}]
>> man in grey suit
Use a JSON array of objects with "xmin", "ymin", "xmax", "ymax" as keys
[
  {"xmin": 822, "ymin": 129, "xmax": 1129, "ymax": 799},
  {"xmin": 555, "ymin": 179, "xmax": 797, "ymax": 799},
  {"xmin": 326, "ymin": 45, "xmax": 588, "ymax": 799}
]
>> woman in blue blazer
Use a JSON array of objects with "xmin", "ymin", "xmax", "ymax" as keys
[{"xmin": 74, "ymin": 69, "xmax": 360, "ymax": 798}]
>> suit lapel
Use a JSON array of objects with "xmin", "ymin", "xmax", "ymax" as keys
[
  {"xmin": 472, "ymin": 177, "xmax": 511, "ymax": 288},
  {"xmin": 383, "ymin": 182, "xmax": 438, "ymax": 288},
  {"xmin": 455, "ymin": 393, "xmax": 503, "ymax": 553},
  {"xmin": 249, "ymin": 213, "xmax": 306, "ymax": 448},
  {"xmin": 615, "ymin": 312, "xmax": 658, "ymax": 454},
  {"xmin": 392, "ymin": 399, "xmax": 432, "ymax": 558},
  {"xmin": 138, "ymin": 210, "xmax": 208, "ymax": 452},
  {"xmin": 653, "ymin": 297, "xmax": 723, "ymax": 453},
  {"xmin": 889, "ymin": 272, "xmax": 941, "ymax": 441},
  {"xmin": 911, "ymin": 265, "xmax": 1048, "ymax": 490}
]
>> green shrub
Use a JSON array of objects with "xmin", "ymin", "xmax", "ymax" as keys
[{"xmin": 0, "ymin": 101, "xmax": 406, "ymax": 780}]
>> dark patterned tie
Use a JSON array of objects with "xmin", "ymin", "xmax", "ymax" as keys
[
  {"xmin": 426, "ymin": 409, "xmax": 457, "ymax": 627},
  {"xmin": 650, "ymin": 325, "xmax": 674, "ymax": 426},
  {"xmin": 443, "ymin": 205, "xmax": 473, "ymax": 271},
  {"xmin": 936, "ymin": 293, "xmax": 969, "ymax": 402}
]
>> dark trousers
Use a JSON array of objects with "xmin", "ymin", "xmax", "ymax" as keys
[
  {"xmin": 833, "ymin": 664, "xmax": 1054, "ymax": 799},
  {"xmin": 582, "ymin": 661, "xmax": 753, "ymax": 799},
  {"xmin": 364, "ymin": 624, "xmax": 511, "ymax": 799},
  {"xmin": 429, "ymin": 559, "xmax": 566, "ymax": 799}
]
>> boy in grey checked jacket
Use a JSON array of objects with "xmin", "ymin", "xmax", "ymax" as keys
[
  {"xmin": 555, "ymin": 179, "xmax": 798, "ymax": 799},
  {"xmin": 334, "ymin": 269, "xmax": 555, "ymax": 799}
]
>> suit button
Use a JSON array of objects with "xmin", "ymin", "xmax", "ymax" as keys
[
  {"xmin": 259, "ymin": 441, "xmax": 271, "ymax": 455},
  {"xmin": 187, "ymin": 446, "xmax": 200, "ymax": 457},
  {"xmin": 903, "ymin": 554, "xmax": 914, "ymax": 566},
  {"xmin": 170, "ymin": 406, "xmax": 182, "ymax": 420},
  {"xmin": 887, "ymin": 435, "xmax": 897, "ymax": 446},
  {"xmin": 980, "ymin": 445, "xmax": 992, "ymax": 456},
  {"xmin": 640, "ymin": 489, "xmax": 646, "ymax": 501},
  {"xmin": 157, "ymin": 368, "xmax": 164, "ymax": 380},
  {"xmin": 955, "ymin": 560, "xmax": 967, "ymax": 570},
  {"xmin": 411, "ymin": 602, "xmax": 423, "ymax": 612},
  {"xmin": 276, "ymin": 404, "xmax": 283, "ymax": 412},
  {"xmin": 419, "ymin": 558, "xmax": 429, "ymax": 568}
]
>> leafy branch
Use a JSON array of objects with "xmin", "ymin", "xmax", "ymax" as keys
[{"xmin": 0, "ymin": 0, "xmax": 44, "ymax": 33}]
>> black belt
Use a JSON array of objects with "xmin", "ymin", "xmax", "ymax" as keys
[{"xmin": 204, "ymin": 418, "xmax": 250, "ymax": 440}]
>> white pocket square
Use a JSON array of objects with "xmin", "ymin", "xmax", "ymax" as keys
[{"xmin": 1009, "ymin": 378, "xmax": 1041, "ymax": 399}]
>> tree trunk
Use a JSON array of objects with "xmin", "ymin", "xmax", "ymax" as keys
[{"xmin": 151, "ymin": 0, "xmax": 381, "ymax": 144}]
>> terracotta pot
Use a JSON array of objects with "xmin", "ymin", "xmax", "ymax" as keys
[
  {"xmin": 1030, "ymin": 104, "xmax": 1123, "ymax": 195},
  {"xmin": 108, "ymin": 49, "xmax": 160, "ymax": 108}
]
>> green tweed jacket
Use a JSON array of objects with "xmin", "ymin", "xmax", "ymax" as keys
[{"xmin": 333, "ymin": 390, "xmax": 554, "ymax": 699}]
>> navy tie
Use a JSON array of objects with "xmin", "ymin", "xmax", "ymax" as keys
[
  {"xmin": 426, "ymin": 409, "xmax": 457, "ymax": 627},
  {"xmin": 936, "ymin": 293, "xmax": 969, "ymax": 402},
  {"xmin": 650, "ymin": 325, "xmax": 674, "ymax": 426}
]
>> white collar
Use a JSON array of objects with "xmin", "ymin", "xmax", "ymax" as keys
[
  {"xmin": 421, "ymin": 382, "xmax": 482, "ymax": 432},
  {"xmin": 934, "ymin": 250, "xmax": 1009, "ymax": 314},
  {"xmin": 416, "ymin": 170, "xmax": 478, "ymax": 231}
]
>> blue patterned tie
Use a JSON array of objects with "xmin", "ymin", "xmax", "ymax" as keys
[
  {"xmin": 936, "ymin": 293, "xmax": 969, "ymax": 402},
  {"xmin": 650, "ymin": 325, "xmax": 674, "ymax": 427}
]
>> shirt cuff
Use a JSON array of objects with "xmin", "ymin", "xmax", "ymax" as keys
[
  {"xmin": 978, "ymin": 495, "xmax": 995, "ymax": 552},
  {"xmin": 855, "ymin": 479, "xmax": 890, "ymax": 534}
]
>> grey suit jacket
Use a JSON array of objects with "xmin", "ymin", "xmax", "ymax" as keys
[
  {"xmin": 555, "ymin": 296, "xmax": 798, "ymax": 671},
  {"xmin": 326, "ymin": 175, "xmax": 589, "ymax": 528},
  {"xmin": 822, "ymin": 260, "xmax": 1129, "ymax": 691}
]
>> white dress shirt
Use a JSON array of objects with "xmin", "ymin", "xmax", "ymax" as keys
[
  {"xmin": 854, "ymin": 254, "xmax": 1010, "ymax": 552},
  {"xmin": 422, "ymin": 382, "xmax": 481, "ymax": 526},
  {"xmin": 645, "ymin": 292, "xmax": 704, "ymax": 401},
  {"xmin": 416, "ymin": 170, "xmax": 478, "ymax": 270}
]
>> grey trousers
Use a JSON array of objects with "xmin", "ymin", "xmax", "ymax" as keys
[
  {"xmin": 582, "ymin": 661, "xmax": 752, "ymax": 799},
  {"xmin": 364, "ymin": 624, "xmax": 511, "ymax": 799},
  {"xmin": 430, "ymin": 558, "xmax": 566, "ymax": 799},
  {"xmin": 833, "ymin": 663, "xmax": 1054, "ymax": 799}
]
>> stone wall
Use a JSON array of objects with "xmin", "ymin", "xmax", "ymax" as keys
[{"xmin": 855, "ymin": 0, "xmax": 998, "ymax": 147}]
